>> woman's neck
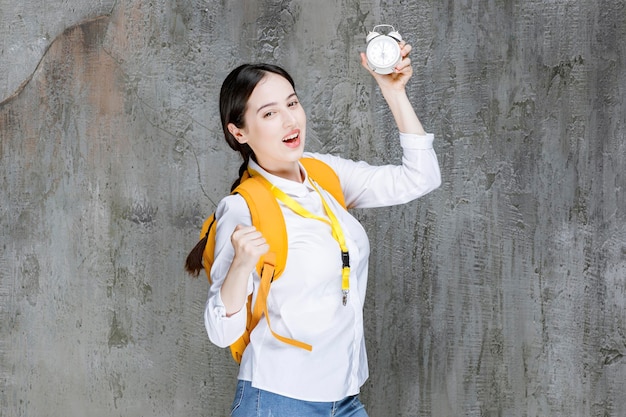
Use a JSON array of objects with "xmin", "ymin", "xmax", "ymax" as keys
[{"xmin": 257, "ymin": 161, "xmax": 303, "ymax": 183}]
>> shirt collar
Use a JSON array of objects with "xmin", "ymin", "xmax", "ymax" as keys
[{"xmin": 247, "ymin": 159, "xmax": 316, "ymax": 197}]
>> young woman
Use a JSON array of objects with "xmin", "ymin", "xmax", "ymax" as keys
[{"xmin": 192, "ymin": 42, "xmax": 440, "ymax": 416}]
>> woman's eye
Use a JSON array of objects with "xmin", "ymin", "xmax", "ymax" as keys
[
  {"xmin": 263, "ymin": 111, "xmax": 275, "ymax": 118},
  {"xmin": 288, "ymin": 100, "xmax": 299, "ymax": 107}
]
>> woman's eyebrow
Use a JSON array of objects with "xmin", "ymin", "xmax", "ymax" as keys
[{"xmin": 256, "ymin": 93, "xmax": 298, "ymax": 114}]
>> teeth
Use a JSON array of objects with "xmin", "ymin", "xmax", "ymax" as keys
[{"xmin": 283, "ymin": 133, "xmax": 298, "ymax": 141}]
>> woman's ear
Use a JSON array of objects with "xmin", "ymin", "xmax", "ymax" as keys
[{"xmin": 227, "ymin": 123, "xmax": 247, "ymax": 144}]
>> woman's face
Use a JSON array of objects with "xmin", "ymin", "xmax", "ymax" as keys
[{"xmin": 228, "ymin": 72, "xmax": 307, "ymax": 179}]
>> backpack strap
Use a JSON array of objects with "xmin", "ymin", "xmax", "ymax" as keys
[
  {"xmin": 235, "ymin": 178, "xmax": 288, "ymax": 281},
  {"xmin": 199, "ymin": 214, "xmax": 217, "ymax": 283},
  {"xmin": 301, "ymin": 157, "xmax": 346, "ymax": 209},
  {"xmin": 234, "ymin": 177, "xmax": 313, "ymax": 357}
]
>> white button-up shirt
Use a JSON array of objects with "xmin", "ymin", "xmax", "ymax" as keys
[{"xmin": 204, "ymin": 132, "xmax": 441, "ymax": 402}]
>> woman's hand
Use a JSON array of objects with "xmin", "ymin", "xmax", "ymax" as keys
[
  {"xmin": 230, "ymin": 224, "xmax": 269, "ymax": 272},
  {"xmin": 360, "ymin": 41, "xmax": 413, "ymax": 92},
  {"xmin": 220, "ymin": 224, "xmax": 269, "ymax": 316}
]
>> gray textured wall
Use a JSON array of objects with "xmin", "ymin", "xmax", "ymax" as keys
[{"xmin": 1, "ymin": 1, "xmax": 625, "ymax": 416}]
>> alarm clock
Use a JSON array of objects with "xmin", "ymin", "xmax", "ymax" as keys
[{"xmin": 365, "ymin": 25, "xmax": 403, "ymax": 74}]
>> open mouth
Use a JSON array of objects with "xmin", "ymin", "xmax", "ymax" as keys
[
  {"xmin": 283, "ymin": 132, "xmax": 298, "ymax": 143},
  {"xmin": 282, "ymin": 132, "xmax": 300, "ymax": 146}
]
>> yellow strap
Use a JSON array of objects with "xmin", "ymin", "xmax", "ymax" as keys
[
  {"xmin": 252, "ymin": 252, "xmax": 313, "ymax": 351},
  {"xmin": 300, "ymin": 158, "xmax": 346, "ymax": 209},
  {"xmin": 248, "ymin": 168, "xmax": 351, "ymax": 305},
  {"xmin": 250, "ymin": 253, "xmax": 275, "ymax": 331},
  {"xmin": 308, "ymin": 180, "xmax": 351, "ymax": 305}
]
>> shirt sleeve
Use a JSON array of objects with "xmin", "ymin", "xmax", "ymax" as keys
[
  {"xmin": 305, "ymin": 132, "xmax": 441, "ymax": 209},
  {"xmin": 203, "ymin": 194, "xmax": 254, "ymax": 348}
]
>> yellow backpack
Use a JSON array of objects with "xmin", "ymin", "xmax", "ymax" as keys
[{"xmin": 198, "ymin": 158, "xmax": 346, "ymax": 363}]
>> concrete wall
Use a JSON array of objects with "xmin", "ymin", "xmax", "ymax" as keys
[{"xmin": 1, "ymin": 1, "xmax": 624, "ymax": 416}]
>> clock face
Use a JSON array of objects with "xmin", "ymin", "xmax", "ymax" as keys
[{"xmin": 366, "ymin": 36, "xmax": 401, "ymax": 69}]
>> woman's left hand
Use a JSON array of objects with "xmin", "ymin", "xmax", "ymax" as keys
[{"xmin": 360, "ymin": 41, "xmax": 413, "ymax": 92}]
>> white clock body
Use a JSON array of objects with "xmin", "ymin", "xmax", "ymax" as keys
[{"xmin": 365, "ymin": 25, "xmax": 402, "ymax": 74}]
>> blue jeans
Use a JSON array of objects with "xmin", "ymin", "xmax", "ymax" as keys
[{"xmin": 230, "ymin": 380, "xmax": 369, "ymax": 417}]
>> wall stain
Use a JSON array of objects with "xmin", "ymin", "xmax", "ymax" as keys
[
  {"xmin": 123, "ymin": 201, "xmax": 158, "ymax": 225},
  {"xmin": 108, "ymin": 311, "xmax": 132, "ymax": 348},
  {"xmin": 108, "ymin": 371, "xmax": 125, "ymax": 409},
  {"xmin": 545, "ymin": 55, "xmax": 584, "ymax": 94},
  {"xmin": 0, "ymin": 15, "xmax": 112, "ymax": 108},
  {"xmin": 18, "ymin": 254, "xmax": 40, "ymax": 307}
]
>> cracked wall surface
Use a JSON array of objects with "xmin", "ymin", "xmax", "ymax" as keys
[{"xmin": 1, "ymin": 1, "xmax": 625, "ymax": 416}]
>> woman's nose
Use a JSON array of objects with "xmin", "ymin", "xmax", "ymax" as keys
[{"xmin": 282, "ymin": 110, "xmax": 296, "ymax": 127}]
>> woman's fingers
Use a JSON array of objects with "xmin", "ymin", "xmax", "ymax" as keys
[
  {"xmin": 400, "ymin": 42, "xmax": 412, "ymax": 58},
  {"xmin": 231, "ymin": 225, "xmax": 269, "ymax": 258}
]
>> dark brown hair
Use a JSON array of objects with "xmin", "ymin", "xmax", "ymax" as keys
[{"xmin": 185, "ymin": 63, "xmax": 296, "ymax": 277}]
